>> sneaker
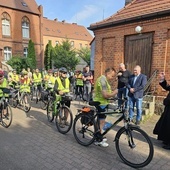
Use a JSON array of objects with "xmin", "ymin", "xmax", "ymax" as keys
[
  {"xmin": 102, "ymin": 137, "xmax": 107, "ymax": 142},
  {"xmin": 135, "ymin": 120, "xmax": 141, "ymax": 125},
  {"xmin": 94, "ymin": 140, "xmax": 109, "ymax": 147}
]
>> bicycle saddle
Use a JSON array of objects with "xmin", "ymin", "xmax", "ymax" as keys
[{"xmin": 89, "ymin": 101, "xmax": 100, "ymax": 107}]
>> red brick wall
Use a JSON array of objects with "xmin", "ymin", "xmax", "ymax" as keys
[
  {"xmin": 93, "ymin": 16, "xmax": 170, "ymax": 96},
  {"xmin": 0, "ymin": 7, "xmax": 43, "ymax": 68}
]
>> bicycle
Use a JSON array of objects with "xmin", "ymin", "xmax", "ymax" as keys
[
  {"xmin": 30, "ymin": 82, "xmax": 41, "ymax": 103},
  {"xmin": 40, "ymin": 87, "xmax": 53, "ymax": 110},
  {"xmin": 47, "ymin": 93, "xmax": 73, "ymax": 134},
  {"xmin": 10, "ymin": 85, "xmax": 31, "ymax": 112},
  {"xmin": 0, "ymin": 88, "xmax": 12, "ymax": 128},
  {"xmin": 73, "ymin": 98, "xmax": 154, "ymax": 168}
]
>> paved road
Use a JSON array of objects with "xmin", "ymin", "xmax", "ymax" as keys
[{"xmin": 0, "ymin": 100, "xmax": 170, "ymax": 170}]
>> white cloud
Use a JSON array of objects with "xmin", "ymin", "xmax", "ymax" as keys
[{"xmin": 68, "ymin": 5, "xmax": 99, "ymax": 24}]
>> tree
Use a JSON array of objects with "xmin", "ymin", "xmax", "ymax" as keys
[
  {"xmin": 7, "ymin": 56, "xmax": 28, "ymax": 73},
  {"xmin": 77, "ymin": 47, "xmax": 91, "ymax": 66},
  {"xmin": 27, "ymin": 39, "xmax": 36, "ymax": 69},
  {"xmin": 53, "ymin": 39, "xmax": 79, "ymax": 70},
  {"xmin": 44, "ymin": 40, "xmax": 53, "ymax": 70}
]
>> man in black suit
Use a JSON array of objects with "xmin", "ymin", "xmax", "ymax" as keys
[{"xmin": 126, "ymin": 65, "xmax": 147, "ymax": 125}]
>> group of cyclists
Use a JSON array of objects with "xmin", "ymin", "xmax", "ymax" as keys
[{"xmin": 0, "ymin": 65, "xmax": 94, "ymax": 110}]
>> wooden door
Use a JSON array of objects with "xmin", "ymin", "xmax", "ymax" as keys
[{"xmin": 124, "ymin": 33, "xmax": 153, "ymax": 77}]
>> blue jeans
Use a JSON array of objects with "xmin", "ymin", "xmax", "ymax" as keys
[
  {"xmin": 84, "ymin": 83, "xmax": 92, "ymax": 102},
  {"xmin": 128, "ymin": 96, "xmax": 143, "ymax": 121},
  {"xmin": 117, "ymin": 87, "xmax": 129, "ymax": 109}
]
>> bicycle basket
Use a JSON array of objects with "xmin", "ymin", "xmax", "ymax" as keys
[{"xmin": 80, "ymin": 107, "xmax": 94, "ymax": 126}]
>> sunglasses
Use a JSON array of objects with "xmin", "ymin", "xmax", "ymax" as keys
[{"xmin": 62, "ymin": 72, "xmax": 67, "ymax": 74}]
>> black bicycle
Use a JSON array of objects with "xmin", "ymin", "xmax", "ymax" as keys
[
  {"xmin": 0, "ymin": 88, "xmax": 12, "ymax": 128},
  {"xmin": 47, "ymin": 93, "xmax": 73, "ymax": 134},
  {"xmin": 73, "ymin": 98, "xmax": 154, "ymax": 168}
]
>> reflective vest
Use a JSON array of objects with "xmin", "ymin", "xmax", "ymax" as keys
[
  {"xmin": 20, "ymin": 78, "xmax": 31, "ymax": 93},
  {"xmin": 11, "ymin": 74, "xmax": 19, "ymax": 82},
  {"xmin": 33, "ymin": 73, "xmax": 42, "ymax": 83},
  {"xmin": 0, "ymin": 78, "xmax": 8, "ymax": 97},
  {"xmin": 93, "ymin": 75, "xmax": 111, "ymax": 105},
  {"xmin": 76, "ymin": 73, "xmax": 83, "ymax": 86},
  {"xmin": 56, "ymin": 77, "xmax": 70, "ymax": 93}
]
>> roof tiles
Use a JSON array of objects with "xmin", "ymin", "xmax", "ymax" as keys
[
  {"xmin": 0, "ymin": 0, "xmax": 40, "ymax": 15},
  {"xmin": 90, "ymin": 0, "xmax": 170, "ymax": 28},
  {"xmin": 43, "ymin": 18, "xmax": 93, "ymax": 41}
]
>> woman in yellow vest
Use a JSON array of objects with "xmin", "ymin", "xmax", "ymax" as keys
[{"xmin": 20, "ymin": 71, "xmax": 31, "ymax": 93}]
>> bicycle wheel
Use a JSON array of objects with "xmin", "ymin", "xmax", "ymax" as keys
[
  {"xmin": 73, "ymin": 113, "xmax": 95, "ymax": 146},
  {"xmin": 22, "ymin": 93, "xmax": 31, "ymax": 112},
  {"xmin": 55, "ymin": 106, "xmax": 73, "ymax": 134},
  {"xmin": 1, "ymin": 105, "xmax": 12, "ymax": 128},
  {"xmin": 115, "ymin": 125, "xmax": 154, "ymax": 168},
  {"xmin": 47, "ymin": 100, "xmax": 54, "ymax": 122},
  {"xmin": 9, "ymin": 96, "xmax": 18, "ymax": 108}
]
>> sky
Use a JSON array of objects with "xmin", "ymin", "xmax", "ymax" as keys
[{"xmin": 35, "ymin": 0, "xmax": 125, "ymax": 34}]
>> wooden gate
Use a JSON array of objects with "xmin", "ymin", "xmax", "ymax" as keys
[{"xmin": 124, "ymin": 33, "xmax": 153, "ymax": 77}]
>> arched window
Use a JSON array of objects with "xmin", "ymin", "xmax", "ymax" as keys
[
  {"xmin": 22, "ymin": 16, "xmax": 30, "ymax": 38},
  {"xmin": 4, "ymin": 47, "xmax": 12, "ymax": 61},
  {"xmin": 2, "ymin": 12, "xmax": 11, "ymax": 36}
]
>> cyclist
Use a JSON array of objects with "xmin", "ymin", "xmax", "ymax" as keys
[
  {"xmin": 0, "ymin": 69, "xmax": 9, "ymax": 118},
  {"xmin": 20, "ymin": 71, "xmax": 31, "ymax": 93},
  {"xmin": 75, "ymin": 70, "xmax": 84, "ymax": 99},
  {"xmin": 32, "ymin": 68, "xmax": 42, "ymax": 101},
  {"xmin": 53, "ymin": 67, "xmax": 71, "ymax": 126},
  {"xmin": 44, "ymin": 69, "xmax": 54, "ymax": 89},
  {"xmin": 9, "ymin": 69, "xmax": 20, "ymax": 87},
  {"xmin": 93, "ymin": 67, "xmax": 118, "ymax": 147}
]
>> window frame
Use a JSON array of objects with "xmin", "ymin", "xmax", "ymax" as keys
[
  {"xmin": 1, "ymin": 12, "xmax": 11, "ymax": 36},
  {"xmin": 22, "ymin": 16, "xmax": 30, "ymax": 39},
  {"xmin": 4, "ymin": 46, "xmax": 12, "ymax": 61}
]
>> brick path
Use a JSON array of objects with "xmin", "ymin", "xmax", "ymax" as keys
[{"xmin": 0, "ymin": 100, "xmax": 170, "ymax": 170}]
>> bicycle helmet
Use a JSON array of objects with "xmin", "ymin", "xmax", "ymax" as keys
[
  {"xmin": 59, "ymin": 67, "xmax": 67, "ymax": 73},
  {"xmin": 0, "ymin": 70, "xmax": 4, "ymax": 77},
  {"xmin": 48, "ymin": 69, "xmax": 53, "ymax": 73}
]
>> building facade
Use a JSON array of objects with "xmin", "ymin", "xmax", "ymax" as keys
[
  {"xmin": 42, "ymin": 17, "xmax": 93, "ymax": 50},
  {"xmin": 89, "ymin": 0, "xmax": 170, "ymax": 95},
  {"xmin": 0, "ymin": 0, "xmax": 43, "ymax": 69},
  {"xmin": 0, "ymin": 0, "xmax": 93, "ymax": 70}
]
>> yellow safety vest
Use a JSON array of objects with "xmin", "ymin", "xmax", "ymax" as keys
[
  {"xmin": 93, "ymin": 75, "xmax": 112, "ymax": 105},
  {"xmin": 20, "ymin": 78, "xmax": 31, "ymax": 93},
  {"xmin": 33, "ymin": 73, "xmax": 42, "ymax": 83},
  {"xmin": 56, "ymin": 77, "xmax": 70, "ymax": 93},
  {"xmin": 0, "ymin": 78, "xmax": 8, "ymax": 97},
  {"xmin": 11, "ymin": 74, "xmax": 19, "ymax": 82},
  {"xmin": 76, "ymin": 73, "xmax": 83, "ymax": 86}
]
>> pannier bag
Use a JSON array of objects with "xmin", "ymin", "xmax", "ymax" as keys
[{"xmin": 80, "ymin": 107, "xmax": 94, "ymax": 126}]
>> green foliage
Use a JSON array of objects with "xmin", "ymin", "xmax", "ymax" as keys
[
  {"xmin": 53, "ymin": 39, "xmax": 79, "ymax": 70},
  {"xmin": 7, "ymin": 56, "xmax": 28, "ymax": 73},
  {"xmin": 77, "ymin": 47, "xmax": 91, "ymax": 66},
  {"xmin": 27, "ymin": 39, "xmax": 36, "ymax": 69},
  {"xmin": 44, "ymin": 41, "xmax": 53, "ymax": 70}
]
